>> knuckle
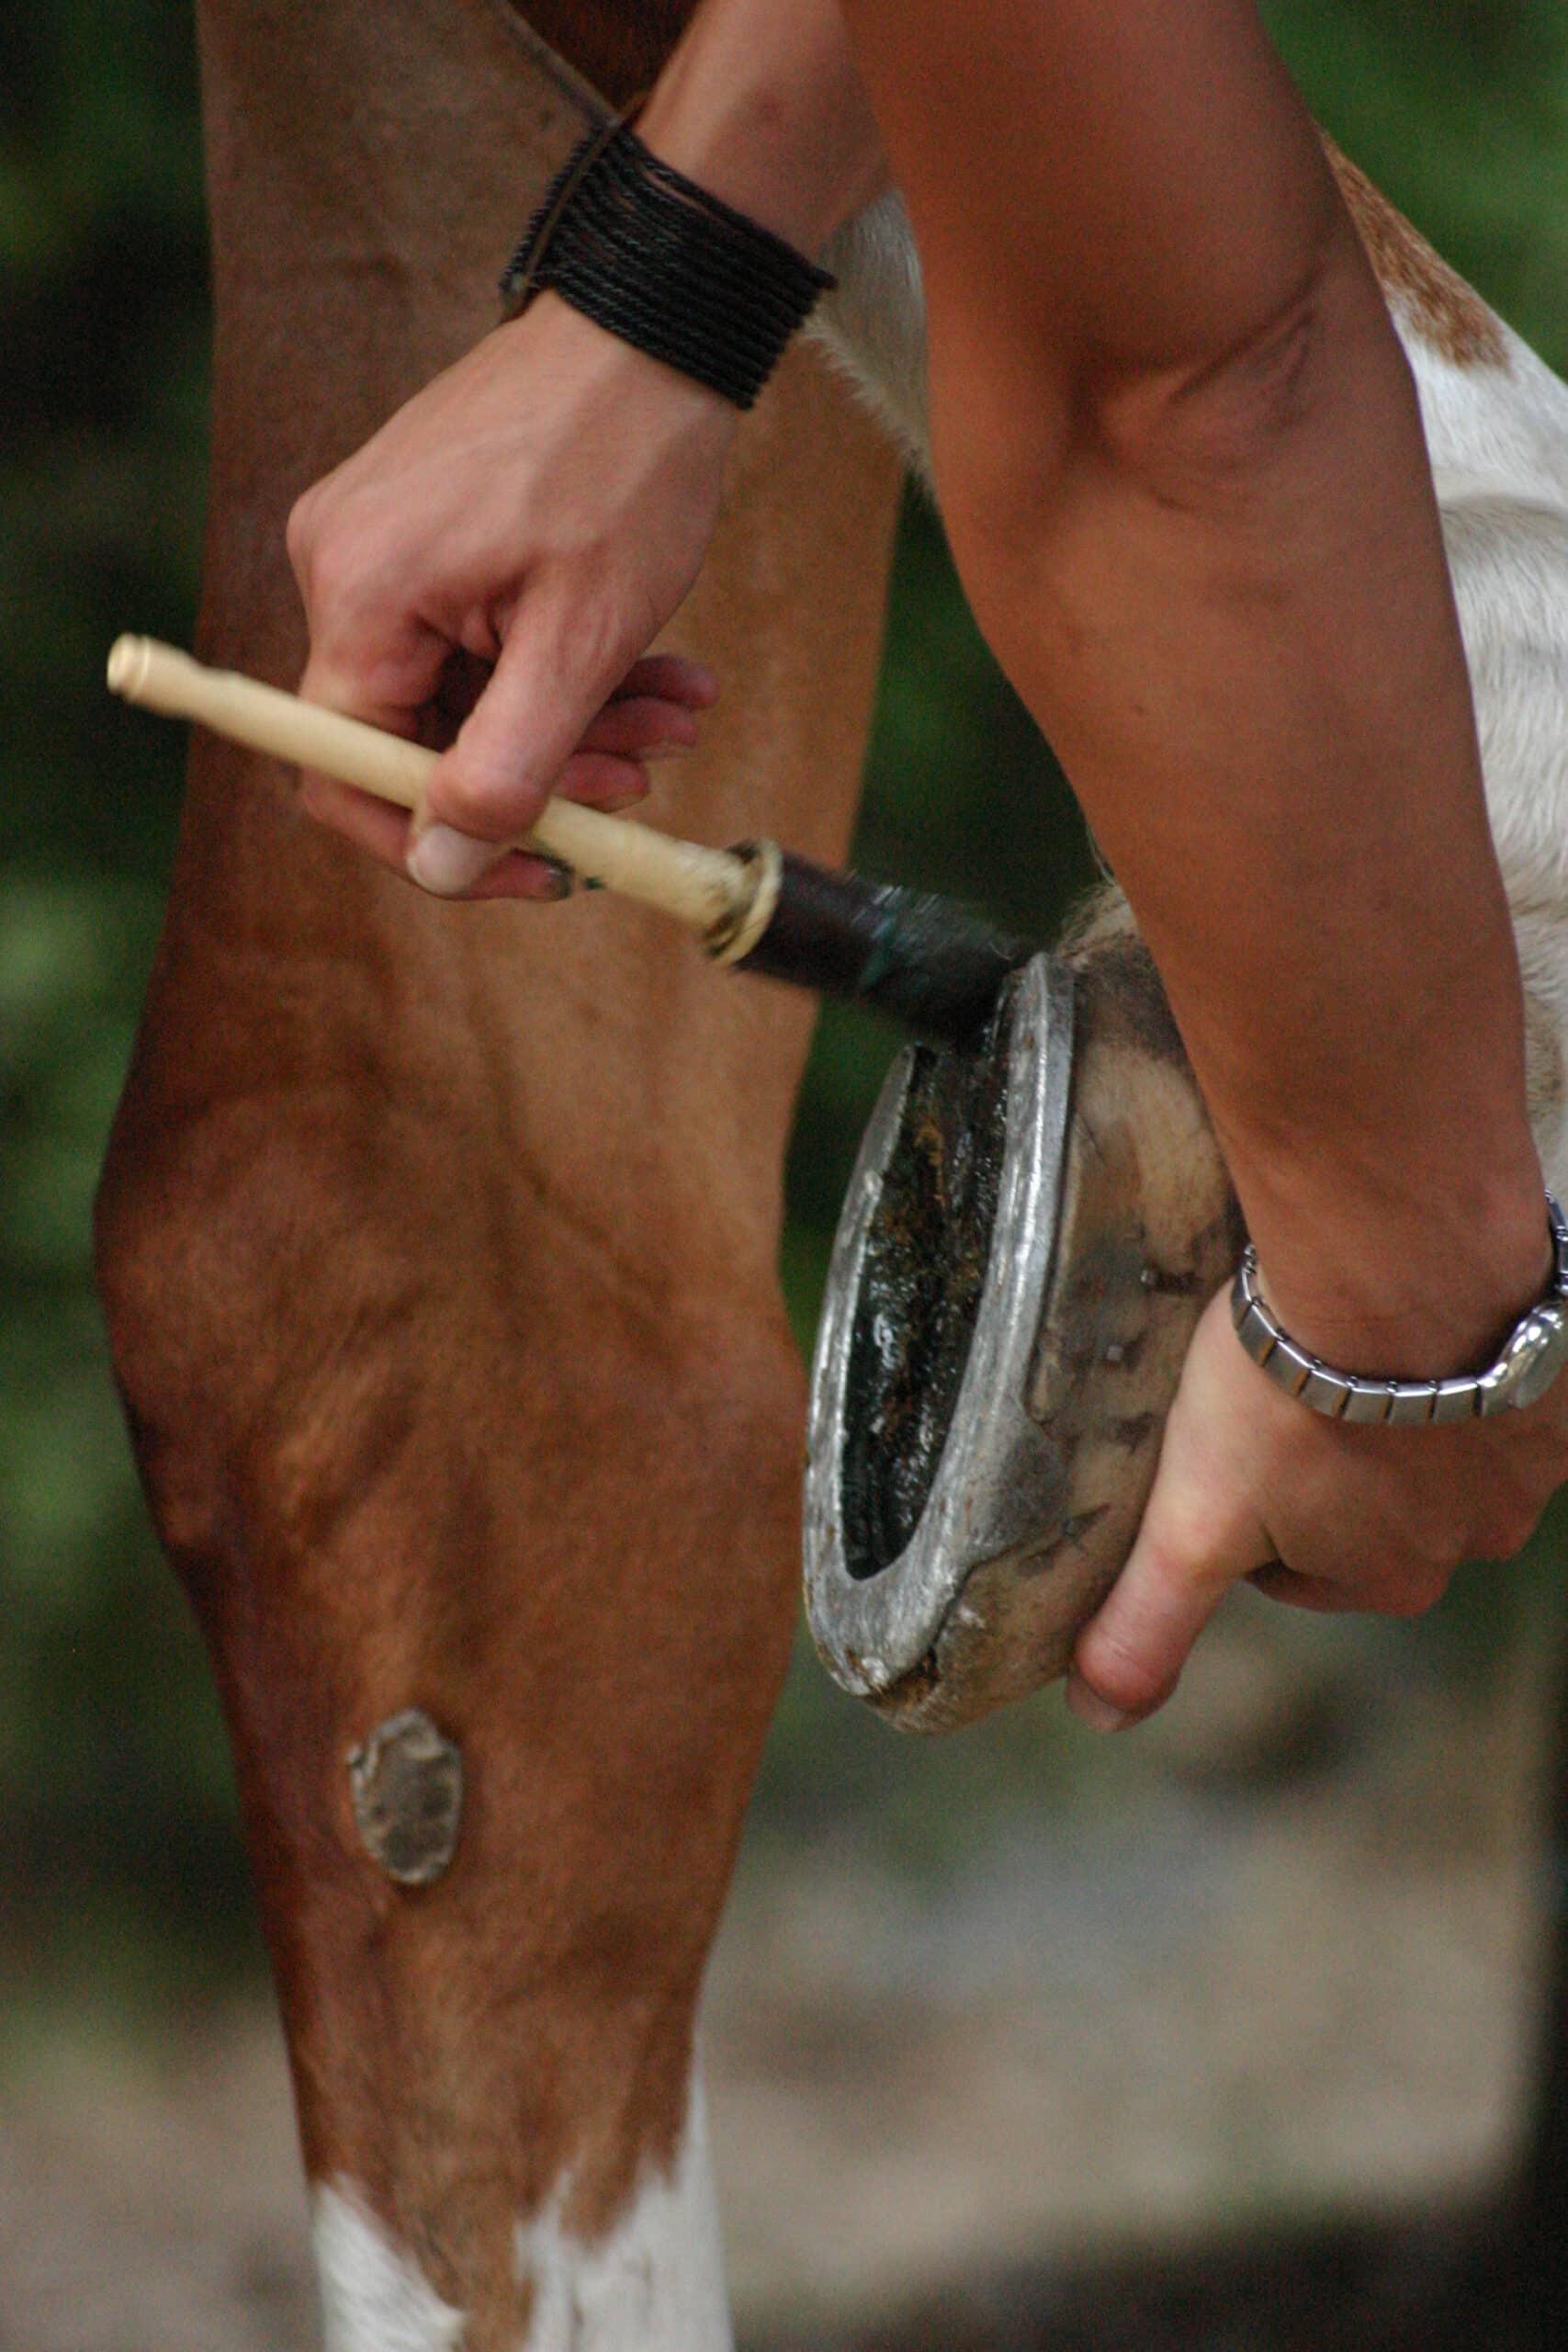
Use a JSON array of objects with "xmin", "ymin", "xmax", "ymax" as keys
[
  {"xmin": 428, "ymin": 762, "xmax": 520, "ymax": 842},
  {"xmin": 285, "ymin": 484, "xmax": 326, "ymax": 582},
  {"xmin": 306, "ymin": 534, "xmax": 368, "ymax": 612},
  {"xmin": 288, "ymin": 508, "xmax": 401, "ymax": 629},
  {"xmin": 1139, "ymin": 1515, "xmax": 1238, "ymax": 1604}
]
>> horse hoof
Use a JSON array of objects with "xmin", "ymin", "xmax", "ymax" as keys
[{"xmin": 805, "ymin": 945, "xmax": 1238, "ymax": 1733}]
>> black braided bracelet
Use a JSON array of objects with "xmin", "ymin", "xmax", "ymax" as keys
[{"xmin": 499, "ymin": 121, "xmax": 835, "ymax": 411}]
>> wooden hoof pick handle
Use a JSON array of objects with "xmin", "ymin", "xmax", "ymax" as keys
[{"xmin": 107, "ymin": 637, "xmax": 1032, "ymax": 1048}]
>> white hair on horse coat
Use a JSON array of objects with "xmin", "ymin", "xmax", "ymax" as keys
[
  {"xmin": 813, "ymin": 190, "xmax": 931, "ymax": 478},
  {"xmin": 818, "ymin": 178, "xmax": 1568, "ymax": 1192},
  {"xmin": 313, "ymin": 2181, "xmax": 466, "ymax": 2352},
  {"xmin": 514, "ymin": 2075, "xmax": 732, "ymax": 2351},
  {"xmin": 1359, "ymin": 309, "xmax": 1568, "ymax": 1192},
  {"xmin": 312, "ymin": 2077, "xmax": 728, "ymax": 2352},
  {"xmin": 1439, "ymin": 474, "xmax": 1568, "ymax": 1188}
]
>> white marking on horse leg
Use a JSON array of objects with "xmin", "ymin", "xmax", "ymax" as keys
[
  {"xmin": 313, "ymin": 2179, "xmax": 467, "ymax": 2352},
  {"xmin": 515, "ymin": 2071, "xmax": 732, "ymax": 2351}
]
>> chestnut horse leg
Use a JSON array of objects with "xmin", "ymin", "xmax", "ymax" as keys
[{"xmin": 94, "ymin": 3, "xmax": 899, "ymax": 2343}]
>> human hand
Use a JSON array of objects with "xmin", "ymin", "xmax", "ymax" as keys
[
  {"xmin": 287, "ymin": 292, "xmax": 739, "ymax": 899},
  {"xmin": 1065, "ymin": 1272, "xmax": 1568, "ymax": 1732}
]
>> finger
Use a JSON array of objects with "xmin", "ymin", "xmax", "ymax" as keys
[
  {"xmin": 412, "ymin": 754, "xmax": 651, "ymax": 892},
  {"xmin": 297, "ymin": 635, "xmax": 447, "ymax": 874},
  {"xmin": 556, "ymin": 752, "xmax": 653, "ymax": 812},
  {"xmin": 299, "ymin": 775, "xmax": 571, "ymax": 900},
  {"xmin": 299, "ymin": 775, "xmax": 412, "ymax": 867},
  {"xmin": 299, "ymin": 608, "xmax": 446, "ymax": 741},
  {"xmin": 606, "ymin": 654, "xmax": 719, "ymax": 711},
  {"xmin": 464, "ymin": 852, "xmax": 576, "ymax": 903},
  {"xmin": 1248, "ymin": 1563, "xmax": 1359, "ymax": 1611},
  {"xmin": 409, "ymin": 605, "xmax": 631, "ymax": 894},
  {"xmin": 577, "ymin": 695, "xmax": 701, "ymax": 762},
  {"xmin": 1067, "ymin": 1487, "xmax": 1274, "ymax": 1732}
]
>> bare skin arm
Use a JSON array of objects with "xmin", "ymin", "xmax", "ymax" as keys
[
  {"xmin": 842, "ymin": 0, "xmax": 1539, "ymax": 1362},
  {"xmin": 836, "ymin": 0, "xmax": 1563, "ymax": 1721},
  {"xmin": 288, "ymin": 0, "xmax": 1568, "ymax": 1726}
]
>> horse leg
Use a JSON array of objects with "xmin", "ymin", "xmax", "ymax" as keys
[{"xmin": 95, "ymin": 4, "xmax": 900, "ymax": 2342}]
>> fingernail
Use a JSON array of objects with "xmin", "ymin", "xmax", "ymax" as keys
[
  {"xmin": 407, "ymin": 826, "xmax": 497, "ymax": 897},
  {"xmin": 1065, "ymin": 1674, "xmax": 1134, "ymax": 1734}
]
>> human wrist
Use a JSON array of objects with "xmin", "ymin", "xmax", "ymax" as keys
[
  {"xmin": 1234, "ymin": 1150, "xmax": 1553, "ymax": 1383},
  {"xmin": 499, "ymin": 120, "xmax": 835, "ymax": 411},
  {"xmin": 1162, "ymin": 901, "xmax": 1549, "ymax": 1376},
  {"xmin": 487, "ymin": 304, "xmax": 741, "ymax": 511}
]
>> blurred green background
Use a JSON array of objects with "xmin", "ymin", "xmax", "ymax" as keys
[{"xmin": 3, "ymin": 0, "xmax": 1568, "ymax": 2025}]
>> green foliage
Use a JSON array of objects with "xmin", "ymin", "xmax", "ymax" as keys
[
  {"xmin": 1, "ymin": 0, "xmax": 228, "ymax": 2003},
  {"xmin": 5, "ymin": 0, "xmax": 1568, "ymax": 2005},
  {"xmin": 1263, "ymin": 0, "xmax": 1568, "ymax": 367},
  {"xmin": 0, "ymin": 869, "xmax": 254, "ymax": 2003}
]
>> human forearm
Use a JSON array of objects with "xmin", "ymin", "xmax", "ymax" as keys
[
  {"xmin": 637, "ymin": 0, "xmax": 885, "ymax": 254},
  {"xmin": 844, "ymin": 0, "xmax": 1546, "ymax": 1371},
  {"xmin": 954, "ymin": 222, "xmax": 1544, "ymax": 1368}
]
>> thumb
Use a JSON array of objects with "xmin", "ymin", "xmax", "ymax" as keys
[
  {"xmin": 407, "ymin": 605, "xmax": 626, "ymax": 897},
  {"xmin": 1065, "ymin": 1439, "xmax": 1274, "ymax": 1734}
]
